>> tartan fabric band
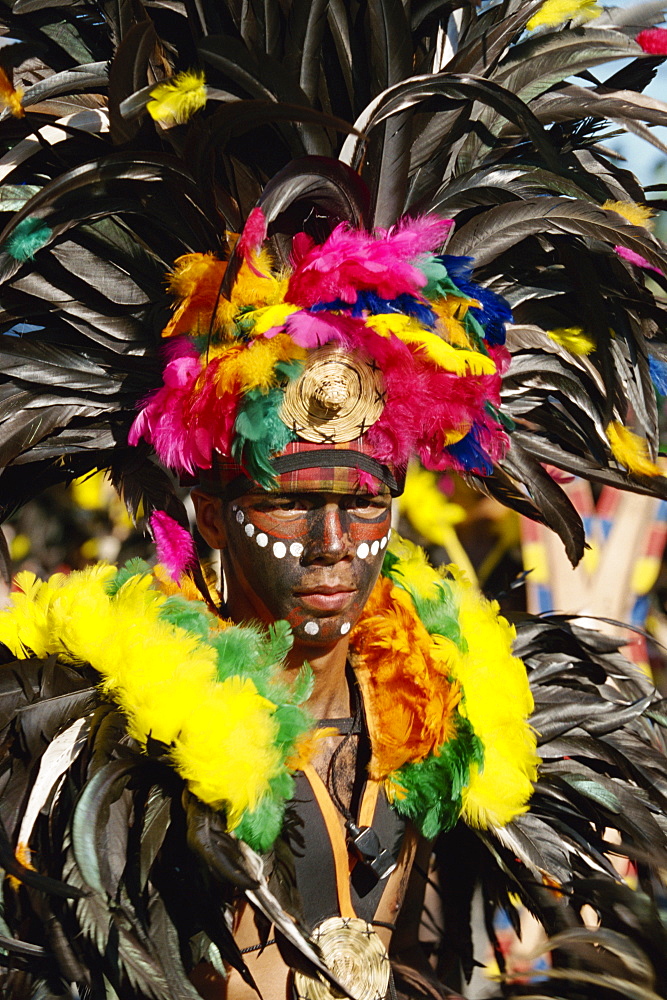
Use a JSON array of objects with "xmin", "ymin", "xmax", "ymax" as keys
[{"xmin": 196, "ymin": 440, "xmax": 405, "ymax": 499}]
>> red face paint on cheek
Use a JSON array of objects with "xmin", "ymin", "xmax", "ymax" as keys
[{"xmin": 223, "ymin": 496, "xmax": 392, "ymax": 644}]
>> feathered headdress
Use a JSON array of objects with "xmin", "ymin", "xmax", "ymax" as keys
[{"xmin": 128, "ymin": 211, "xmax": 511, "ymax": 490}]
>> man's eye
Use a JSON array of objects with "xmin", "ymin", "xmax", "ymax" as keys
[
  {"xmin": 346, "ymin": 497, "xmax": 390, "ymax": 516},
  {"xmin": 260, "ymin": 499, "xmax": 309, "ymax": 513}
]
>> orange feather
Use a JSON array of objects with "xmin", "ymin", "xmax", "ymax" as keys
[
  {"xmin": 351, "ymin": 578, "xmax": 461, "ymax": 778},
  {"xmin": 0, "ymin": 67, "xmax": 24, "ymax": 118}
]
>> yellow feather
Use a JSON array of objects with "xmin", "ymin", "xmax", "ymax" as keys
[
  {"xmin": 212, "ymin": 335, "xmax": 306, "ymax": 396},
  {"xmin": 366, "ymin": 314, "xmax": 496, "ymax": 375},
  {"xmin": 602, "ymin": 200, "xmax": 655, "ymax": 230},
  {"xmin": 0, "ymin": 67, "xmax": 24, "ymax": 118},
  {"xmin": 386, "ymin": 533, "xmax": 444, "ymax": 601},
  {"xmin": 527, "ymin": 0, "xmax": 601, "ymax": 30},
  {"xmin": 147, "ymin": 70, "xmax": 207, "ymax": 125},
  {"xmin": 432, "ymin": 299, "xmax": 474, "ymax": 348},
  {"xmin": 231, "ymin": 339, "xmax": 282, "ymax": 394},
  {"xmin": 250, "ymin": 303, "xmax": 300, "ymax": 335},
  {"xmin": 162, "ymin": 253, "xmax": 227, "ymax": 339},
  {"xmin": 171, "ymin": 677, "xmax": 281, "ymax": 825},
  {"xmin": 364, "ymin": 313, "xmax": 412, "ymax": 339},
  {"xmin": 0, "ymin": 564, "xmax": 285, "ymax": 823},
  {"xmin": 214, "ymin": 256, "xmax": 286, "ymax": 332},
  {"xmin": 547, "ymin": 326, "xmax": 596, "ymax": 355},
  {"xmin": 167, "ymin": 252, "xmax": 222, "ymax": 298},
  {"xmin": 163, "ymin": 251, "xmax": 288, "ymax": 340},
  {"xmin": 606, "ymin": 421, "xmax": 662, "ymax": 477},
  {"xmin": 446, "ymin": 566, "xmax": 539, "ymax": 828}
]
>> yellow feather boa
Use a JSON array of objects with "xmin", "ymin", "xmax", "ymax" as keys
[
  {"xmin": 0, "ymin": 565, "xmax": 281, "ymax": 828},
  {"xmin": 0, "ymin": 542, "xmax": 539, "ymax": 842}
]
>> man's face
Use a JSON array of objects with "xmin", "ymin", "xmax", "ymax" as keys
[{"xmin": 209, "ymin": 487, "xmax": 392, "ymax": 645}]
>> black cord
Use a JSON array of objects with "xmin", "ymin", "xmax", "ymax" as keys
[
  {"xmin": 327, "ymin": 682, "xmax": 363, "ymax": 824},
  {"xmin": 240, "ymin": 938, "xmax": 276, "ymax": 954}
]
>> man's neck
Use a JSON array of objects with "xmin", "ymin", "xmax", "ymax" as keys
[
  {"xmin": 221, "ymin": 562, "xmax": 353, "ymax": 720},
  {"xmin": 286, "ymin": 638, "xmax": 352, "ymax": 720}
]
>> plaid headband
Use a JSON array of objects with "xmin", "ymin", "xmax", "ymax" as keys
[{"xmin": 196, "ymin": 439, "xmax": 404, "ymax": 500}]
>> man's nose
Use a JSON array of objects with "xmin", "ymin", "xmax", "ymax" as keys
[{"xmin": 304, "ymin": 504, "xmax": 353, "ymax": 563}]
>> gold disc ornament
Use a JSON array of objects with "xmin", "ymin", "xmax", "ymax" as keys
[
  {"xmin": 293, "ymin": 916, "xmax": 391, "ymax": 1000},
  {"xmin": 280, "ymin": 347, "xmax": 386, "ymax": 443}
]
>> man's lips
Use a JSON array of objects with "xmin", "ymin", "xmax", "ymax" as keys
[{"xmin": 294, "ymin": 585, "xmax": 356, "ymax": 613}]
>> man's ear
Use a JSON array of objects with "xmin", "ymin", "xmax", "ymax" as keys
[{"xmin": 191, "ymin": 490, "xmax": 228, "ymax": 550}]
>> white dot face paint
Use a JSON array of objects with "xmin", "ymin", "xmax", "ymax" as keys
[
  {"xmin": 340, "ymin": 622, "xmax": 351, "ymax": 635},
  {"xmin": 304, "ymin": 621, "xmax": 320, "ymax": 636},
  {"xmin": 290, "ymin": 542, "xmax": 304, "ymax": 558},
  {"xmin": 273, "ymin": 541, "xmax": 287, "ymax": 559},
  {"xmin": 256, "ymin": 532, "xmax": 268, "ymax": 548},
  {"xmin": 370, "ymin": 540, "xmax": 380, "ymax": 556},
  {"xmin": 380, "ymin": 535, "xmax": 388, "ymax": 549},
  {"xmin": 235, "ymin": 509, "xmax": 245, "ymax": 524},
  {"xmin": 244, "ymin": 523, "xmax": 255, "ymax": 538},
  {"xmin": 356, "ymin": 541, "xmax": 370, "ymax": 560}
]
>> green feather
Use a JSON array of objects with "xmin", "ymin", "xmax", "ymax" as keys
[
  {"xmin": 232, "ymin": 387, "xmax": 296, "ymax": 488},
  {"xmin": 392, "ymin": 719, "xmax": 483, "ymax": 838},
  {"xmin": 410, "ymin": 585, "xmax": 463, "ymax": 649},
  {"xmin": 105, "ymin": 558, "xmax": 151, "ymax": 595},
  {"xmin": 256, "ymin": 619, "xmax": 294, "ymax": 669},
  {"xmin": 5, "ymin": 216, "xmax": 53, "ymax": 261},
  {"xmin": 486, "ymin": 400, "xmax": 515, "ymax": 432},
  {"xmin": 158, "ymin": 595, "xmax": 212, "ymax": 639},
  {"xmin": 235, "ymin": 792, "xmax": 289, "ymax": 852},
  {"xmin": 273, "ymin": 703, "xmax": 313, "ymax": 751},
  {"xmin": 211, "ymin": 623, "xmax": 269, "ymax": 681},
  {"xmin": 290, "ymin": 662, "xmax": 315, "ymax": 704},
  {"xmin": 421, "ymin": 256, "xmax": 466, "ymax": 300},
  {"xmin": 382, "ymin": 554, "xmax": 464, "ymax": 648}
]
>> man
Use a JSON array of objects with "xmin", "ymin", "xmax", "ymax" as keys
[{"xmin": 191, "ymin": 473, "xmax": 402, "ymax": 999}]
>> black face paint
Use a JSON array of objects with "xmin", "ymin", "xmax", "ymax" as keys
[{"xmin": 220, "ymin": 489, "xmax": 392, "ymax": 645}]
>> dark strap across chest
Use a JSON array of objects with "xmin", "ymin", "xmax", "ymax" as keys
[{"xmin": 285, "ymin": 770, "xmax": 406, "ymax": 931}]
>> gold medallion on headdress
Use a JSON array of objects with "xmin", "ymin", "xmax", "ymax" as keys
[
  {"xmin": 293, "ymin": 916, "xmax": 391, "ymax": 1000},
  {"xmin": 281, "ymin": 346, "xmax": 386, "ymax": 443}
]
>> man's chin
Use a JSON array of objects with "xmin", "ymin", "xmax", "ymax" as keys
[{"xmin": 289, "ymin": 613, "xmax": 355, "ymax": 645}]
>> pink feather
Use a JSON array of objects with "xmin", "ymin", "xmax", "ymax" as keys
[
  {"xmin": 286, "ymin": 215, "xmax": 454, "ymax": 306},
  {"xmin": 149, "ymin": 510, "xmax": 197, "ymax": 580},
  {"xmin": 636, "ymin": 28, "xmax": 667, "ymax": 54},
  {"xmin": 128, "ymin": 338, "xmax": 238, "ymax": 474},
  {"xmin": 356, "ymin": 468, "xmax": 382, "ymax": 493},
  {"xmin": 237, "ymin": 207, "xmax": 267, "ymax": 264},
  {"xmin": 268, "ymin": 310, "xmax": 362, "ymax": 348},
  {"xmin": 615, "ymin": 245, "xmax": 663, "ymax": 275},
  {"xmin": 291, "ymin": 231, "xmax": 316, "ymax": 265},
  {"xmin": 128, "ymin": 339, "xmax": 205, "ymax": 472}
]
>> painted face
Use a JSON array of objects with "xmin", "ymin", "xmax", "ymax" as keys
[{"xmin": 219, "ymin": 488, "xmax": 392, "ymax": 645}]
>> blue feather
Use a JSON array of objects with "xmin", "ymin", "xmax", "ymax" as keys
[
  {"xmin": 446, "ymin": 427, "xmax": 494, "ymax": 475},
  {"xmin": 649, "ymin": 355, "xmax": 667, "ymax": 396}
]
